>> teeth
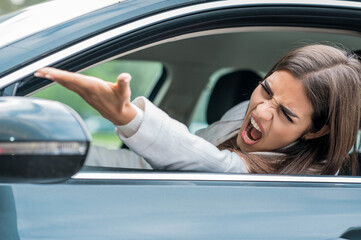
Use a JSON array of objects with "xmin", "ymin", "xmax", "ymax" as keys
[
  {"xmin": 245, "ymin": 132, "xmax": 252, "ymax": 142},
  {"xmin": 251, "ymin": 117, "xmax": 261, "ymax": 132}
]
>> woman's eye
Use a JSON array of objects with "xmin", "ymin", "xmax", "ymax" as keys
[
  {"xmin": 281, "ymin": 108, "xmax": 294, "ymax": 123},
  {"xmin": 260, "ymin": 82, "xmax": 272, "ymax": 96},
  {"xmin": 260, "ymin": 81, "xmax": 294, "ymax": 123}
]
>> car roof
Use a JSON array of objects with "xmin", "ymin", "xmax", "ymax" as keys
[{"xmin": 0, "ymin": 0, "xmax": 120, "ymax": 49}]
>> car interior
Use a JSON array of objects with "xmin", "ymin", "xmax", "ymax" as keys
[{"xmin": 32, "ymin": 26, "xmax": 361, "ymax": 174}]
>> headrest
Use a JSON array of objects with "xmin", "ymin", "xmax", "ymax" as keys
[{"xmin": 207, "ymin": 70, "xmax": 262, "ymax": 124}]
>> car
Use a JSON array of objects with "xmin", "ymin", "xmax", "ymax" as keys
[{"xmin": 1, "ymin": 0, "xmax": 361, "ymax": 239}]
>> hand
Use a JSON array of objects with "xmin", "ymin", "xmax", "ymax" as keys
[{"xmin": 34, "ymin": 67, "xmax": 137, "ymax": 125}]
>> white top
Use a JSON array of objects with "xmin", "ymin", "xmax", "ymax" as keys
[{"xmin": 114, "ymin": 97, "xmax": 249, "ymax": 173}]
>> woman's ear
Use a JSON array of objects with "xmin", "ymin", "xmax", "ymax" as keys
[{"xmin": 303, "ymin": 125, "xmax": 330, "ymax": 140}]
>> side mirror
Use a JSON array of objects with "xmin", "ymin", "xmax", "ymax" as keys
[{"xmin": 0, "ymin": 97, "xmax": 90, "ymax": 183}]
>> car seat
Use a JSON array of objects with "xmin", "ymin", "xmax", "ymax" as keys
[{"xmin": 207, "ymin": 69, "xmax": 262, "ymax": 124}]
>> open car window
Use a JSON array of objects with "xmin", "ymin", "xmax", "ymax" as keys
[{"xmin": 28, "ymin": 27, "xmax": 361, "ymax": 175}]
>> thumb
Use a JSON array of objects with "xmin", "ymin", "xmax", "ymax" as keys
[{"xmin": 114, "ymin": 73, "xmax": 132, "ymax": 99}]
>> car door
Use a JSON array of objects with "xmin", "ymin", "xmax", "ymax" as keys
[{"xmin": 1, "ymin": 1, "xmax": 361, "ymax": 239}]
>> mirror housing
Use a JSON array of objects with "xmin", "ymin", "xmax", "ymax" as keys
[{"xmin": 0, "ymin": 97, "xmax": 90, "ymax": 183}]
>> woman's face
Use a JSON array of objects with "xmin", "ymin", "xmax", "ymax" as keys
[{"xmin": 237, "ymin": 70, "xmax": 313, "ymax": 152}]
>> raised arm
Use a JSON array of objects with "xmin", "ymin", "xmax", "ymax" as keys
[{"xmin": 34, "ymin": 68, "xmax": 248, "ymax": 173}]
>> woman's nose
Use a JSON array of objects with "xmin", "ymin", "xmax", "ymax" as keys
[{"xmin": 256, "ymin": 101, "xmax": 275, "ymax": 121}]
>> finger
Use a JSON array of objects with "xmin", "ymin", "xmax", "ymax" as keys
[
  {"xmin": 35, "ymin": 67, "xmax": 70, "ymax": 81},
  {"xmin": 117, "ymin": 72, "xmax": 131, "ymax": 83},
  {"xmin": 35, "ymin": 67, "xmax": 93, "ymax": 88},
  {"xmin": 35, "ymin": 67, "xmax": 105, "ymax": 95},
  {"xmin": 114, "ymin": 73, "xmax": 132, "ymax": 99}
]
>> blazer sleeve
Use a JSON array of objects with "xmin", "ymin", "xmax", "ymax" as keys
[{"xmin": 116, "ymin": 97, "xmax": 248, "ymax": 173}]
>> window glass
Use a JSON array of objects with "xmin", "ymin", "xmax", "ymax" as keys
[
  {"xmin": 0, "ymin": 82, "xmax": 17, "ymax": 96},
  {"xmin": 188, "ymin": 68, "xmax": 238, "ymax": 134},
  {"xmin": 32, "ymin": 60, "xmax": 163, "ymax": 149}
]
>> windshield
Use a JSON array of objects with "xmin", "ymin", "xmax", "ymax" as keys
[{"xmin": 0, "ymin": 0, "xmax": 120, "ymax": 48}]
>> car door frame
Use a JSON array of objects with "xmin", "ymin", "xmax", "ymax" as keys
[{"xmin": 1, "ymin": 0, "xmax": 361, "ymax": 187}]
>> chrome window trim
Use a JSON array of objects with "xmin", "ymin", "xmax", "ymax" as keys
[
  {"xmin": 72, "ymin": 172, "xmax": 361, "ymax": 184},
  {"xmin": 1, "ymin": 0, "xmax": 361, "ymax": 88}
]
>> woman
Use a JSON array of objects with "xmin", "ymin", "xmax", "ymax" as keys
[{"xmin": 35, "ymin": 44, "xmax": 361, "ymax": 175}]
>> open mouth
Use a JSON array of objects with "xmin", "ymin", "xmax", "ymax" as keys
[{"xmin": 242, "ymin": 113, "xmax": 263, "ymax": 145}]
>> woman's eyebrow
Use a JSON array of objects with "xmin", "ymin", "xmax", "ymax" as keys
[
  {"xmin": 280, "ymin": 105, "xmax": 299, "ymax": 118},
  {"xmin": 264, "ymin": 79, "xmax": 273, "ymax": 96},
  {"xmin": 265, "ymin": 79, "xmax": 300, "ymax": 119}
]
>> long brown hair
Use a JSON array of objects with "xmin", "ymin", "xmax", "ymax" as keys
[{"xmin": 232, "ymin": 45, "xmax": 361, "ymax": 175}]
